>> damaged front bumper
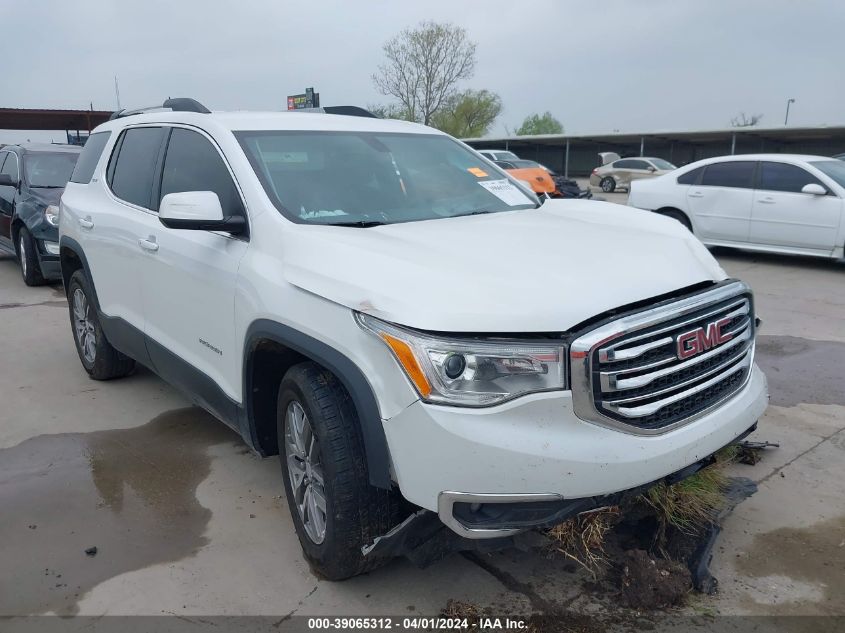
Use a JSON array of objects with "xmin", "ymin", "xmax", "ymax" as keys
[{"xmin": 364, "ymin": 423, "xmax": 758, "ymax": 566}]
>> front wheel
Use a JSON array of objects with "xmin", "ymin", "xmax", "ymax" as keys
[
  {"xmin": 277, "ymin": 362, "xmax": 399, "ymax": 580},
  {"xmin": 600, "ymin": 177, "xmax": 616, "ymax": 193},
  {"xmin": 18, "ymin": 227, "xmax": 46, "ymax": 287},
  {"xmin": 67, "ymin": 270, "xmax": 136, "ymax": 380}
]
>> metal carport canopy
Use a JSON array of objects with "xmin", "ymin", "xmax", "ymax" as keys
[
  {"xmin": 463, "ymin": 124, "xmax": 845, "ymax": 177},
  {"xmin": 0, "ymin": 108, "xmax": 113, "ymax": 131}
]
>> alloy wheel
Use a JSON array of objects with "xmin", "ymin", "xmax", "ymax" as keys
[
  {"xmin": 19, "ymin": 235, "xmax": 27, "ymax": 277},
  {"xmin": 72, "ymin": 288, "xmax": 97, "ymax": 364},
  {"xmin": 285, "ymin": 400, "xmax": 327, "ymax": 544}
]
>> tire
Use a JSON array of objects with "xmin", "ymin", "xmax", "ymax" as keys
[
  {"xmin": 17, "ymin": 227, "xmax": 46, "ymax": 287},
  {"xmin": 67, "ymin": 270, "xmax": 136, "ymax": 380},
  {"xmin": 659, "ymin": 209, "xmax": 693, "ymax": 232},
  {"xmin": 600, "ymin": 177, "xmax": 616, "ymax": 193},
  {"xmin": 277, "ymin": 362, "xmax": 400, "ymax": 580}
]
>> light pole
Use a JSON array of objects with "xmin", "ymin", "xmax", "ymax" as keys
[{"xmin": 784, "ymin": 98, "xmax": 795, "ymax": 125}]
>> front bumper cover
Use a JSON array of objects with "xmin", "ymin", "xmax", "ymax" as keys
[{"xmin": 438, "ymin": 421, "xmax": 757, "ymax": 538}]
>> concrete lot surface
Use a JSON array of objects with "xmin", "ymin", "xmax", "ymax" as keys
[{"xmin": 1, "ymin": 222, "xmax": 843, "ymax": 623}]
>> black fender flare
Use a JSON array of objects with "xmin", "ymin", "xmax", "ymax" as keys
[
  {"xmin": 58, "ymin": 236, "xmax": 100, "ymax": 308},
  {"xmin": 244, "ymin": 319, "xmax": 392, "ymax": 489}
]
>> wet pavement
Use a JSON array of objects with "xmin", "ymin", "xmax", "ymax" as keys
[
  {"xmin": 0, "ymin": 247, "xmax": 843, "ymax": 620},
  {"xmin": 0, "ymin": 408, "xmax": 236, "ymax": 615}
]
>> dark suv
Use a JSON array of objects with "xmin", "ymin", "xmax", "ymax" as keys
[{"xmin": 0, "ymin": 143, "xmax": 81, "ymax": 285}]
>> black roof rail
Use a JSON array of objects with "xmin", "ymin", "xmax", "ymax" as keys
[
  {"xmin": 109, "ymin": 97, "xmax": 210, "ymax": 120},
  {"xmin": 323, "ymin": 105, "xmax": 378, "ymax": 118},
  {"xmin": 290, "ymin": 105, "xmax": 378, "ymax": 119}
]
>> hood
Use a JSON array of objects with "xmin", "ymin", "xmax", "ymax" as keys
[
  {"xmin": 25, "ymin": 187, "xmax": 63, "ymax": 207},
  {"xmin": 282, "ymin": 200, "xmax": 727, "ymax": 333},
  {"xmin": 505, "ymin": 167, "xmax": 556, "ymax": 194}
]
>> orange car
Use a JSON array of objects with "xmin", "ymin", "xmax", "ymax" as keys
[{"xmin": 494, "ymin": 159, "xmax": 557, "ymax": 196}]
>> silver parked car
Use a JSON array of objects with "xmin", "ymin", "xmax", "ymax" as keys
[{"xmin": 589, "ymin": 152, "xmax": 676, "ymax": 193}]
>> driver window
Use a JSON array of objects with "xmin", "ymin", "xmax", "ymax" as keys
[{"xmin": 160, "ymin": 128, "xmax": 245, "ymax": 219}]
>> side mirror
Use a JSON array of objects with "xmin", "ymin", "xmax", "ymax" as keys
[
  {"xmin": 801, "ymin": 183, "xmax": 826, "ymax": 196},
  {"xmin": 647, "ymin": 165, "xmax": 657, "ymax": 172},
  {"xmin": 159, "ymin": 191, "xmax": 245, "ymax": 234},
  {"xmin": 0, "ymin": 174, "xmax": 15, "ymax": 187}
]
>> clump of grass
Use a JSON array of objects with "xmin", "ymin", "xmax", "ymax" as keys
[
  {"xmin": 546, "ymin": 506, "xmax": 620, "ymax": 577},
  {"xmin": 640, "ymin": 464, "xmax": 728, "ymax": 543},
  {"xmin": 440, "ymin": 599, "xmax": 480, "ymax": 621}
]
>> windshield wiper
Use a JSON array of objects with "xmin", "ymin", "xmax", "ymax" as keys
[
  {"xmin": 326, "ymin": 220, "xmax": 386, "ymax": 228},
  {"xmin": 31, "ymin": 185, "xmax": 64, "ymax": 189}
]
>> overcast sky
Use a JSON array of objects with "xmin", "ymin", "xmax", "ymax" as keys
[{"xmin": 1, "ymin": 0, "xmax": 842, "ymax": 143}]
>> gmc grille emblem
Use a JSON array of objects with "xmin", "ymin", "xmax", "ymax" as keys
[{"xmin": 676, "ymin": 317, "xmax": 734, "ymax": 360}]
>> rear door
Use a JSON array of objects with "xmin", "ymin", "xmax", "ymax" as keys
[
  {"xmin": 750, "ymin": 161, "xmax": 842, "ymax": 251},
  {"xmin": 625, "ymin": 159, "xmax": 656, "ymax": 184},
  {"xmin": 84, "ymin": 126, "xmax": 167, "ymax": 337},
  {"xmin": 686, "ymin": 161, "xmax": 756, "ymax": 242},
  {"xmin": 140, "ymin": 126, "xmax": 249, "ymax": 411}
]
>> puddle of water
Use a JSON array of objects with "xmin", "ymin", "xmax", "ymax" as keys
[
  {"xmin": 736, "ymin": 515, "xmax": 845, "ymax": 615},
  {"xmin": 755, "ymin": 335, "xmax": 845, "ymax": 408},
  {"xmin": 0, "ymin": 407, "xmax": 238, "ymax": 615}
]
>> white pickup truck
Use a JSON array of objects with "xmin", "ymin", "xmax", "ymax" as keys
[{"xmin": 58, "ymin": 99, "xmax": 768, "ymax": 579}]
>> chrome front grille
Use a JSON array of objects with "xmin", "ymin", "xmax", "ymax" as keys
[{"xmin": 570, "ymin": 281, "xmax": 755, "ymax": 434}]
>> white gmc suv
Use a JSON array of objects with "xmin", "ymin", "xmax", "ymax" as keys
[{"xmin": 58, "ymin": 99, "xmax": 768, "ymax": 580}]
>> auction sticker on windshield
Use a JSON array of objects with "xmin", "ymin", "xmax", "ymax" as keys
[{"xmin": 478, "ymin": 179, "xmax": 531, "ymax": 206}]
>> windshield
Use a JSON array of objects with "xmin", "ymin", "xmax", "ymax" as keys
[
  {"xmin": 23, "ymin": 152, "xmax": 79, "ymax": 188},
  {"xmin": 649, "ymin": 158, "xmax": 677, "ymax": 170},
  {"xmin": 810, "ymin": 161, "xmax": 845, "ymax": 189},
  {"xmin": 236, "ymin": 131, "xmax": 538, "ymax": 225}
]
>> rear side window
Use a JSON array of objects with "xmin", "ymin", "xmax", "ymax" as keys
[
  {"xmin": 107, "ymin": 127, "xmax": 166, "ymax": 209},
  {"xmin": 700, "ymin": 161, "xmax": 756, "ymax": 189},
  {"xmin": 613, "ymin": 159, "xmax": 635, "ymax": 168},
  {"xmin": 677, "ymin": 166, "xmax": 705, "ymax": 185},
  {"xmin": 70, "ymin": 132, "xmax": 111, "ymax": 184},
  {"xmin": 159, "ymin": 128, "xmax": 245, "ymax": 218},
  {"xmin": 758, "ymin": 161, "xmax": 826, "ymax": 193}
]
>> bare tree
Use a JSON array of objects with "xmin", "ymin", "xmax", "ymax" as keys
[
  {"xmin": 373, "ymin": 21, "xmax": 476, "ymax": 126},
  {"xmin": 731, "ymin": 112, "xmax": 764, "ymax": 127}
]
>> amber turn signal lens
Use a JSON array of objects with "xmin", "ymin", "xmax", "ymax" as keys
[{"xmin": 380, "ymin": 333, "xmax": 432, "ymax": 398}]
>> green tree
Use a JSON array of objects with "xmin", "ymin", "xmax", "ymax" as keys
[
  {"xmin": 429, "ymin": 89, "xmax": 502, "ymax": 138},
  {"xmin": 515, "ymin": 111, "xmax": 564, "ymax": 135},
  {"xmin": 367, "ymin": 103, "xmax": 413, "ymax": 120},
  {"xmin": 372, "ymin": 21, "xmax": 477, "ymax": 125}
]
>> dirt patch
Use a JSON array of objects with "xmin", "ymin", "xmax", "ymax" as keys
[
  {"xmin": 0, "ymin": 407, "xmax": 238, "ymax": 615},
  {"xmin": 736, "ymin": 515, "xmax": 845, "ymax": 615},
  {"xmin": 618, "ymin": 549, "xmax": 691, "ymax": 609},
  {"xmin": 755, "ymin": 335, "xmax": 845, "ymax": 407}
]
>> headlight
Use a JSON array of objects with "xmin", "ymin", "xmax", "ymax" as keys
[
  {"xmin": 45, "ymin": 205, "xmax": 60, "ymax": 227},
  {"xmin": 356, "ymin": 313, "xmax": 567, "ymax": 407}
]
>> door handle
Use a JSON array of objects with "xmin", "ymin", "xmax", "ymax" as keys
[
  {"xmin": 78, "ymin": 217, "xmax": 94, "ymax": 229},
  {"xmin": 688, "ymin": 191, "xmax": 704, "ymax": 198},
  {"xmin": 138, "ymin": 237, "xmax": 159, "ymax": 252},
  {"xmin": 758, "ymin": 197, "xmax": 775, "ymax": 204}
]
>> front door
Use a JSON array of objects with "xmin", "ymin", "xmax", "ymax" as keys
[
  {"xmin": 750, "ymin": 161, "xmax": 843, "ymax": 251},
  {"xmin": 140, "ymin": 126, "xmax": 249, "ymax": 414},
  {"xmin": 0, "ymin": 152, "xmax": 20, "ymax": 247},
  {"xmin": 686, "ymin": 160, "xmax": 756, "ymax": 242}
]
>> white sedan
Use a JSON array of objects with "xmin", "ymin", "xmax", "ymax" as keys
[{"xmin": 628, "ymin": 154, "xmax": 845, "ymax": 260}]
